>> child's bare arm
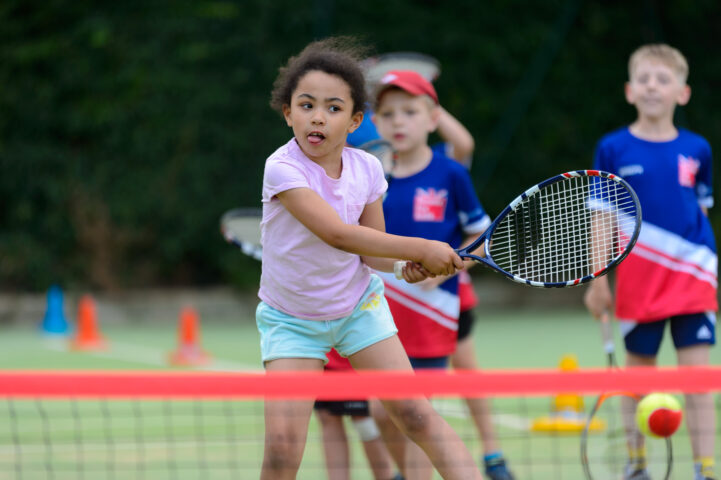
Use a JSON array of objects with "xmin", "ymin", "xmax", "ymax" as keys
[
  {"xmin": 277, "ymin": 188, "xmax": 463, "ymax": 276},
  {"xmin": 583, "ymin": 275, "xmax": 613, "ymax": 319},
  {"xmin": 414, "ymin": 230, "xmax": 484, "ymax": 290},
  {"xmin": 357, "ymin": 199, "xmax": 434, "ymax": 282},
  {"xmin": 436, "ymin": 106, "xmax": 474, "ymax": 164}
]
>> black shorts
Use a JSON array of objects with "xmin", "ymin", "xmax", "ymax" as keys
[
  {"xmin": 457, "ymin": 309, "xmax": 475, "ymax": 341},
  {"xmin": 313, "ymin": 399, "xmax": 370, "ymax": 416}
]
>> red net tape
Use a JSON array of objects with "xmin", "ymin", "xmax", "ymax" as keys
[{"xmin": 0, "ymin": 366, "xmax": 719, "ymax": 399}]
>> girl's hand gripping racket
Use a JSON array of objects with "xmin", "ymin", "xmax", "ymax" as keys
[{"xmin": 394, "ymin": 170, "xmax": 642, "ymax": 288}]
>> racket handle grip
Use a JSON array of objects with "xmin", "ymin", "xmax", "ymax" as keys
[
  {"xmin": 600, "ymin": 311, "xmax": 614, "ymax": 355},
  {"xmin": 394, "ymin": 261, "xmax": 405, "ymax": 280}
]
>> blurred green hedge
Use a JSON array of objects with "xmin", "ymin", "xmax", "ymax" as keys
[{"xmin": 1, "ymin": 0, "xmax": 719, "ymax": 291}]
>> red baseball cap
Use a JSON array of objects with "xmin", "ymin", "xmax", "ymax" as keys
[{"xmin": 375, "ymin": 70, "xmax": 439, "ymax": 105}]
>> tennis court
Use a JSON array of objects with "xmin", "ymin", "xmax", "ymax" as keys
[{"xmin": 1, "ymin": 299, "xmax": 718, "ymax": 479}]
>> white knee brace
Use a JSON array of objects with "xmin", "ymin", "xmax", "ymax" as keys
[{"xmin": 351, "ymin": 416, "xmax": 381, "ymax": 442}]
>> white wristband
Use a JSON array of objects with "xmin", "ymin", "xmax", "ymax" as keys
[{"xmin": 394, "ymin": 261, "xmax": 405, "ymax": 280}]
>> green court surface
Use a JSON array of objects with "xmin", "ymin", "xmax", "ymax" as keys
[{"xmin": 0, "ymin": 308, "xmax": 718, "ymax": 479}]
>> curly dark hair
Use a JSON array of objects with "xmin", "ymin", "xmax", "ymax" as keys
[{"xmin": 270, "ymin": 36, "xmax": 369, "ymax": 116}]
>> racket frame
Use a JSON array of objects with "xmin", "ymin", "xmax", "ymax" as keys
[
  {"xmin": 356, "ymin": 138, "xmax": 395, "ymax": 175},
  {"xmin": 458, "ymin": 170, "xmax": 642, "ymax": 288},
  {"xmin": 363, "ymin": 51, "xmax": 441, "ymax": 86},
  {"xmin": 220, "ymin": 208, "xmax": 263, "ymax": 261}
]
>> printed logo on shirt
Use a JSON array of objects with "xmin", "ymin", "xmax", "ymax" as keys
[
  {"xmin": 413, "ymin": 188, "xmax": 448, "ymax": 222},
  {"xmin": 618, "ymin": 164, "xmax": 644, "ymax": 177},
  {"xmin": 360, "ymin": 292, "xmax": 381, "ymax": 311},
  {"xmin": 678, "ymin": 154, "xmax": 700, "ymax": 188}
]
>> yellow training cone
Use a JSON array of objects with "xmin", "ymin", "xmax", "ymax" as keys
[{"xmin": 530, "ymin": 354, "xmax": 606, "ymax": 434}]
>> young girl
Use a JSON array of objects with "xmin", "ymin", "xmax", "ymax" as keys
[{"xmin": 257, "ymin": 37, "xmax": 481, "ymax": 480}]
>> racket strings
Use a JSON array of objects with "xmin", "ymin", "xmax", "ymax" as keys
[
  {"xmin": 507, "ymin": 178, "xmax": 633, "ymax": 281},
  {"xmin": 358, "ymin": 139, "xmax": 395, "ymax": 175},
  {"xmin": 489, "ymin": 176, "xmax": 638, "ymax": 283}
]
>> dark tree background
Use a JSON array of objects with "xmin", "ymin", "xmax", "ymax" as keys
[{"xmin": 1, "ymin": 0, "xmax": 720, "ymax": 291}]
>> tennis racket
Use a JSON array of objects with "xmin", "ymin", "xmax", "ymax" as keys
[
  {"xmin": 362, "ymin": 52, "xmax": 441, "ymax": 89},
  {"xmin": 220, "ymin": 208, "xmax": 262, "ymax": 261},
  {"xmin": 580, "ymin": 312, "xmax": 673, "ymax": 480},
  {"xmin": 394, "ymin": 170, "xmax": 642, "ymax": 287},
  {"xmin": 357, "ymin": 138, "xmax": 394, "ymax": 175}
]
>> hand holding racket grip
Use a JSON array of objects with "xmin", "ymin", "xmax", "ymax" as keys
[
  {"xmin": 599, "ymin": 311, "xmax": 614, "ymax": 355},
  {"xmin": 394, "ymin": 261, "xmax": 406, "ymax": 280}
]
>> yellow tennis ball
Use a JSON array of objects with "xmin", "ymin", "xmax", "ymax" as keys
[{"xmin": 635, "ymin": 393, "xmax": 683, "ymax": 438}]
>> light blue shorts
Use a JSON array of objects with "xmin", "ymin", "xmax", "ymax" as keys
[{"xmin": 256, "ymin": 274, "xmax": 398, "ymax": 364}]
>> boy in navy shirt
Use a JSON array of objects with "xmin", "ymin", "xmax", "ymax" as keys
[
  {"xmin": 584, "ymin": 44, "xmax": 716, "ymax": 480},
  {"xmin": 370, "ymin": 70, "xmax": 491, "ymax": 480}
]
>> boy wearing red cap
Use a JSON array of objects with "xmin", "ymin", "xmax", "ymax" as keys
[{"xmin": 369, "ymin": 70, "xmax": 501, "ymax": 480}]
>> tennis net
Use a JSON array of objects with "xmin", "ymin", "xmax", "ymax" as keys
[{"xmin": 0, "ymin": 368, "xmax": 719, "ymax": 479}]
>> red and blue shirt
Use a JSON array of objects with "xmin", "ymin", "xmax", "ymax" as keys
[
  {"xmin": 593, "ymin": 127, "xmax": 717, "ymax": 321},
  {"xmin": 379, "ymin": 151, "xmax": 490, "ymax": 357}
]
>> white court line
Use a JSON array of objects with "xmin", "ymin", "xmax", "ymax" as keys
[
  {"xmin": 43, "ymin": 340, "xmax": 262, "ymax": 372},
  {"xmin": 431, "ymin": 398, "xmax": 531, "ymax": 431},
  {"xmin": 0, "ymin": 439, "xmax": 245, "ymax": 456}
]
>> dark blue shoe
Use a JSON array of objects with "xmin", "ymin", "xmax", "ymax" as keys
[{"xmin": 484, "ymin": 457, "xmax": 515, "ymax": 480}]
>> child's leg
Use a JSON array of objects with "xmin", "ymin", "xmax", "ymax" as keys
[
  {"xmin": 406, "ymin": 356, "xmax": 454, "ymax": 480},
  {"xmin": 670, "ymin": 312, "xmax": 716, "ymax": 479},
  {"xmin": 677, "ymin": 344, "xmax": 715, "ymax": 474},
  {"xmin": 350, "ymin": 336, "xmax": 482, "ymax": 480},
  {"xmin": 370, "ymin": 381, "xmax": 433, "ymax": 480},
  {"xmin": 623, "ymin": 351, "xmax": 656, "ymax": 475},
  {"xmin": 452, "ymin": 336, "xmax": 515, "ymax": 479},
  {"xmin": 451, "ymin": 336, "xmax": 499, "ymax": 454},
  {"xmin": 379, "ymin": 396, "xmax": 478, "ymax": 480},
  {"xmin": 403, "ymin": 439, "xmax": 434, "ymax": 480},
  {"xmin": 316, "ymin": 407, "xmax": 351, "ymax": 480},
  {"xmin": 262, "ymin": 358, "xmax": 324, "ymax": 480},
  {"xmin": 619, "ymin": 319, "xmax": 665, "ymax": 475},
  {"xmin": 370, "ymin": 399, "xmax": 407, "ymax": 476}
]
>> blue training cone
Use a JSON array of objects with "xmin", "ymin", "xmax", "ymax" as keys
[{"xmin": 41, "ymin": 285, "xmax": 69, "ymax": 336}]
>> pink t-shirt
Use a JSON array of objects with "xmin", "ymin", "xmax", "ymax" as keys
[{"xmin": 258, "ymin": 139, "xmax": 388, "ymax": 321}]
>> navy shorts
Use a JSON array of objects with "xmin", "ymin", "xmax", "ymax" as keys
[
  {"xmin": 620, "ymin": 311, "xmax": 716, "ymax": 356},
  {"xmin": 408, "ymin": 356, "xmax": 449, "ymax": 370},
  {"xmin": 314, "ymin": 399, "xmax": 370, "ymax": 417}
]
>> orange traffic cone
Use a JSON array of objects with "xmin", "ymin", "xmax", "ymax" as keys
[
  {"xmin": 71, "ymin": 295, "xmax": 107, "ymax": 351},
  {"xmin": 168, "ymin": 306, "xmax": 210, "ymax": 366}
]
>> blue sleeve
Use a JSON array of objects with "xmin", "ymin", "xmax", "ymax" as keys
[
  {"xmin": 346, "ymin": 107, "xmax": 380, "ymax": 147},
  {"xmin": 696, "ymin": 139, "xmax": 714, "ymax": 209},
  {"xmin": 452, "ymin": 165, "xmax": 489, "ymax": 233}
]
